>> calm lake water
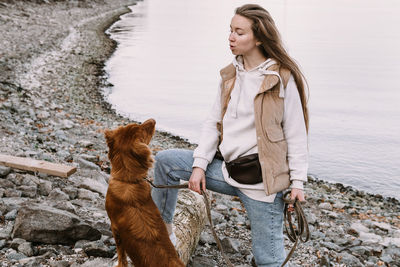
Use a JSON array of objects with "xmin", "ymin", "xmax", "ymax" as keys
[{"xmin": 104, "ymin": 0, "xmax": 400, "ymax": 199}]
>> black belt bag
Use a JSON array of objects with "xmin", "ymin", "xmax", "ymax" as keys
[{"xmin": 215, "ymin": 151, "xmax": 262, "ymax": 185}]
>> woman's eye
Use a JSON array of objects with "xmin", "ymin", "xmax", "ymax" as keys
[{"xmin": 229, "ymin": 31, "xmax": 243, "ymax": 36}]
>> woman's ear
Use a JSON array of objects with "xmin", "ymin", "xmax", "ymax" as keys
[{"xmin": 256, "ymin": 41, "xmax": 262, "ymax": 46}]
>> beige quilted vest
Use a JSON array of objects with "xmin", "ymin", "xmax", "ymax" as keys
[{"xmin": 217, "ymin": 63, "xmax": 291, "ymax": 195}]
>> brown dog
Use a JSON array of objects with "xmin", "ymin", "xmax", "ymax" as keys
[{"xmin": 104, "ymin": 119, "xmax": 184, "ymax": 267}]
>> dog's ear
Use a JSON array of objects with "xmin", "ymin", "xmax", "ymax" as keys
[
  {"xmin": 104, "ymin": 129, "xmax": 115, "ymax": 148},
  {"xmin": 140, "ymin": 119, "xmax": 156, "ymax": 143},
  {"xmin": 141, "ymin": 118, "xmax": 156, "ymax": 129}
]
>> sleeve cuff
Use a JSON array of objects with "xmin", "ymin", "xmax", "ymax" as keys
[
  {"xmin": 192, "ymin": 157, "xmax": 209, "ymax": 172},
  {"xmin": 290, "ymin": 180, "xmax": 304, "ymax": 190}
]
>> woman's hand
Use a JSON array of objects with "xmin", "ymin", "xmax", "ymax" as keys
[
  {"xmin": 291, "ymin": 188, "xmax": 305, "ymax": 202},
  {"xmin": 189, "ymin": 167, "xmax": 206, "ymax": 194},
  {"xmin": 289, "ymin": 188, "xmax": 306, "ymax": 211}
]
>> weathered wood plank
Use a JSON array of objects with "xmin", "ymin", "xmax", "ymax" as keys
[{"xmin": 0, "ymin": 154, "xmax": 76, "ymax": 177}]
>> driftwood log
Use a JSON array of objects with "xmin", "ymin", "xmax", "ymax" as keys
[{"xmin": 174, "ymin": 190, "xmax": 207, "ymax": 264}]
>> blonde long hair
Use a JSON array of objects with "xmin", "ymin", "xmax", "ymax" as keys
[{"xmin": 236, "ymin": 4, "xmax": 309, "ymax": 131}]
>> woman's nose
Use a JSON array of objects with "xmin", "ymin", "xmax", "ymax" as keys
[{"xmin": 229, "ymin": 32, "xmax": 235, "ymax": 42}]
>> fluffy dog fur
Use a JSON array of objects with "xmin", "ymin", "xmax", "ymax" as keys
[{"xmin": 104, "ymin": 119, "xmax": 184, "ymax": 267}]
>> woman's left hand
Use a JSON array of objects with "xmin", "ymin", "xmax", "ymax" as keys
[
  {"xmin": 288, "ymin": 188, "xmax": 306, "ymax": 212},
  {"xmin": 291, "ymin": 188, "xmax": 305, "ymax": 202}
]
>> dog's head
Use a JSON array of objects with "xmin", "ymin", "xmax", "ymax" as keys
[{"xmin": 104, "ymin": 119, "xmax": 156, "ymax": 179}]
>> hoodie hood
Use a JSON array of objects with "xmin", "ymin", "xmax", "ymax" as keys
[{"xmin": 232, "ymin": 56, "xmax": 285, "ymax": 98}]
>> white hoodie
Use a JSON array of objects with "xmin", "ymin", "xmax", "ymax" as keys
[{"xmin": 193, "ymin": 56, "xmax": 308, "ymax": 202}]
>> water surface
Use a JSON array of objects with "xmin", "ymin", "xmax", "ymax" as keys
[{"xmin": 104, "ymin": 0, "xmax": 400, "ymax": 198}]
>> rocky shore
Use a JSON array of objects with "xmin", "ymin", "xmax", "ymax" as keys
[{"xmin": 0, "ymin": 0, "xmax": 399, "ymax": 266}]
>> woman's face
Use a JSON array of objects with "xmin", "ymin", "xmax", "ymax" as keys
[{"xmin": 229, "ymin": 14, "xmax": 259, "ymax": 56}]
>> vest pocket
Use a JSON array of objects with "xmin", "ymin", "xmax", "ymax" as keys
[{"xmin": 265, "ymin": 125, "xmax": 285, "ymax": 142}]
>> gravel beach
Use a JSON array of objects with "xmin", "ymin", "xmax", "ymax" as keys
[{"xmin": 0, "ymin": 1, "xmax": 399, "ymax": 266}]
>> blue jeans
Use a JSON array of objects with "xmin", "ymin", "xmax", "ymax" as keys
[{"xmin": 151, "ymin": 149, "xmax": 286, "ymax": 267}]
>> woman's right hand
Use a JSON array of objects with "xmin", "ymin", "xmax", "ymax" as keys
[{"xmin": 189, "ymin": 167, "xmax": 206, "ymax": 194}]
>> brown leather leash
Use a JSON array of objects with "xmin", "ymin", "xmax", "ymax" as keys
[
  {"xmin": 145, "ymin": 178, "xmax": 309, "ymax": 267},
  {"xmin": 281, "ymin": 191, "xmax": 310, "ymax": 267}
]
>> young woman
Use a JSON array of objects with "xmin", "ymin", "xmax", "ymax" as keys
[{"xmin": 151, "ymin": 4, "xmax": 308, "ymax": 267}]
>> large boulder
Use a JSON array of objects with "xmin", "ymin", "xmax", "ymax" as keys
[{"xmin": 12, "ymin": 203, "xmax": 101, "ymax": 245}]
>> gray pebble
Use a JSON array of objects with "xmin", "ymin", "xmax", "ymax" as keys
[
  {"xmin": 0, "ymin": 223, "xmax": 14, "ymax": 239},
  {"xmin": 210, "ymin": 210, "xmax": 224, "ymax": 224},
  {"xmin": 349, "ymin": 222, "xmax": 369, "ymax": 235},
  {"xmin": 38, "ymin": 180, "xmax": 52, "ymax": 196},
  {"xmin": 19, "ymin": 185, "xmax": 37, "ymax": 198},
  {"xmin": 318, "ymin": 202, "xmax": 333, "ymax": 211},
  {"xmin": 56, "ymin": 150, "xmax": 71, "ymax": 160},
  {"xmin": 18, "ymin": 241, "xmax": 33, "ymax": 256},
  {"xmin": 83, "ymin": 240, "xmax": 114, "ymax": 258},
  {"xmin": 321, "ymin": 241, "xmax": 342, "ymax": 251},
  {"xmin": 311, "ymin": 231, "xmax": 326, "ymax": 240},
  {"xmin": 0, "ymin": 178, "xmax": 16, "ymax": 189},
  {"xmin": 48, "ymin": 188, "xmax": 70, "ymax": 201},
  {"xmin": 367, "ymin": 255, "xmax": 380, "ymax": 264},
  {"xmin": 78, "ymin": 188, "xmax": 98, "ymax": 200},
  {"xmin": 221, "ymin": 237, "xmax": 240, "ymax": 254},
  {"xmin": 79, "ymin": 154, "xmax": 98, "ymax": 163},
  {"xmin": 63, "ymin": 186, "xmax": 78, "ymax": 200},
  {"xmin": 10, "ymin": 238, "xmax": 26, "ymax": 250},
  {"xmin": 215, "ymin": 204, "xmax": 228, "ymax": 211},
  {"xmin": 306, "ymin": 213, "xmax": 317, "ymax": 225},
  {"xmin": 75, "ymin": 157, "xmax": 100, "ymax": 170},
  {"xmin": 4, "ymin": 188, "xmax": 22, "ymax": 197},
  {"xmin": 333, "ymin": 202, "xmax": 345, "ymax": 209},
  {"xmin": 79, "ymin": 140, "xmax": 94, "ymax": 148},
  {"xmin": 319, "ymin": 255, "xmax": 331, "ymax": 267},
  {"xmin": 6, "ymin": 251, "xmax": 27, "ymax": 261},
  {"xmin": 199, "ymin": 231, "xmax": 215, "ymax": 245},
  {"xmin": 61, "ymin": 119, "xmax": 74, "ymax": 129},
  {"xmin": 380, "ymin": 254, "xmax": 393, "ymax": 263},
  {"xmin": 74, "ymin": 240, "xmax": 90, "ymax": 249},
  {"xmin": 5, "ymin": 209, "xmax": 18, "ymax": 220},
  {"xmin": 0, "ymin": 166, "xmax": 11, "ymax": 177},
  {"xmin": 52, "ymin": 201, "xmax": 76, "ymax": 214},
  {"xmin": 49, "ymin": 260, "xmax": 71, "ymax": 267},
  {"xmin": 337, "ymin": 251, "xmax": 363, "ymax": 266},
  {"xmin": 0, "ymin": 239, "xmax": 6, "ymax": 249},
  {"xmin": 190, "ymin": 256, "xmax": 217, "ymax": 267}
]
